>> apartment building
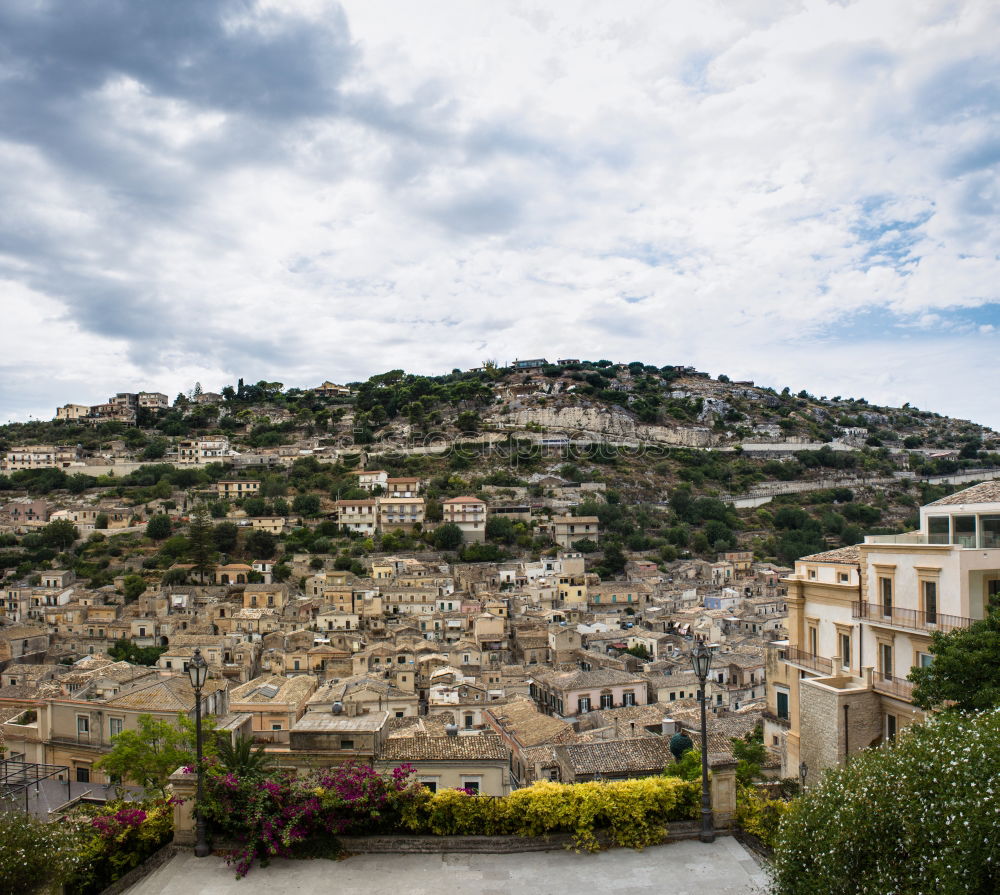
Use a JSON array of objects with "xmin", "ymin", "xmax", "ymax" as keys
[
  {"xmin": 333, "ymin": 499, "xmax": 378, "ymax": 535},
  {"xmin": 177, "ymin": 436, "xmax": 230, "ymax": 463},
  {"xmin": 547, "ymin": 515, "xmax": 600, "ymax": 548},
  {"xmin": 3, "ymin": 444, "xmax": 82, "ymax": 471},
  {"xmin": 378, "ymin": 496, "xmax": 425, "ymax": 533},
  {"xmin": 766, "ymin": 481, "xmax": 1000, "ymax": 785},
  {"xmin": 442, "ymin": 496, "xmax": 487, "ymax": 543},
  {"xmin": 55, "ymin": 404, "xmax": 91, "ymax": 421},
  {"xmin": 216, "ymin": 480, "xmax": 260, "ymax": 499}
]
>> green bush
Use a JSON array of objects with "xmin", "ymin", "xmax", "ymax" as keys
[
  {"xmin": 734, "ymin": 785, "xmax": 793, "ymax": 849},
  {"xmin": 0, "ymin": 809, "xmax": 83, "ymax": 894},
  {"xmin": 771, "ymin": 708, "xmax": 1000, "ymax": 895}
]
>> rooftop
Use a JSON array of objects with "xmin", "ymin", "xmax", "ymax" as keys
[
  {"xmin": 377, "ymin": 733, "xmax": 509, "ymax": 762},
  {"xmin": 926, "ymin": 481, "xmax": 1000, "ymax": 506}
]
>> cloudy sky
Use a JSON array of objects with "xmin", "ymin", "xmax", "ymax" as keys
[{"xmin": 1, "ymin": 0, "xmax": 998, "ymax": 428}]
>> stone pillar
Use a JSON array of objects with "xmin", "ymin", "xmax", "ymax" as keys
[
  {"xmin": 168, "ymin": 767, "xmax": 198, "ymax": 846},
  {"xmin": 709, "ymin": 759, "xmax": 737, "ymax": 828}
]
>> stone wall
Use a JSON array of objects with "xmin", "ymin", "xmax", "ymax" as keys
[{"xmin": 797, "ymin": 676, "xmax": 883, "ymax": 785}]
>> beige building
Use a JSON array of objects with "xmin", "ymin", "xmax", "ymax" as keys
[
  {"xmin": 379, "ymin": 496, "xmax": 426, "ymax": 533},
  {"xmin": 229, "ymin": 674, "xmax": 317, "ymax": 746},
  {"xmin": 55, "ymin": 404, "xmax": 91, "ymax": 421},
  {"xmin": 352, "ymin": 469, "xmax": 388, "ymax": 491},
  {"xmin": 547, "ymin": 515, "xmax": 600, "ymax": 548},
  {"xmin": 216, "ymin": 480, "xmax": 261, "ymax": 499},
  {"xmin": 375, "ymin": 732, "xmax": 511, "ymax": 796},
  {"xmin": 3, "ymin": 444, "xmax": 82, "ymax": 471},
  {"xmin": 333, "ymin": 499, "xmax": 378, "ymax": 535},
  {"xmin": 177, "ymin": 436, "xmax": 230, "ymax": 463},
  {"xmin": 442, "ymin": 496, "xmax": 487, "ymax": 543},
  {"xmin": 766, "ymin": 481, "xmax": 1000, "ymax": 785}
]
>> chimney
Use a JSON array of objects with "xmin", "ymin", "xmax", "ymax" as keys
[{"xmin": 661, "ymin": 717, "xmax": 677, "ymax": 736}]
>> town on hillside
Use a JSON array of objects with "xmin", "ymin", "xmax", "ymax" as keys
[{"xmin": 1, "ymin": 365, "xmax": 999, "ymax": 797}]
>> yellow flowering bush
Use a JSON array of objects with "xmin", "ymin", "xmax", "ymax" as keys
[
  {"xmin": 734, "ymin": 785, "xmax": 794, "ymax": 849},
  {"xmin": 402, "ymin": 776, "xmax": 700, "ymax": 851}
]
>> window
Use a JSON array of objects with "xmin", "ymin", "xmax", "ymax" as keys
[
  {"xmin": 395, "ymin": 711, "xmax": 404, "ymax": 718},
  {"xmin": 840, "ymin": 633, "xmax": 851, "ymax": 670},
  {"xmin": 886, "ymin": 713, "xmax": 897, "ymax": 742},
  {"xmin": 880, "ymin": 642, "xmax": 893, "ymax": 681},
  {"xmin": 838, "ymin": 572, "xmax": 849, "ymax": 583},
  {"xmin": 578, "ymin": 696, "xmax": 591, "ymax": 713},
  {"xmin": 954, "ymin": 515, "xmax": 977, "ymax": 548},
  {"xmin": 464, "ymin": 715, "xmax": 474, "ymax": 729},
  {"xmin": 622, "ymin": 691, "xmax": 636, "ymax": 707},
  {"xmin": 600, "ymin": 693, "xmax": 613, "ymax": 709},
  {"xmin": 77, "ymin": 715, "xmax": 89, "ymax": 735},
  {"xmin": 340, "ymin": 739, "xmax": 355, "ymax": 750},
  {"xmin": 917, "ymin": 652, "xmax": 933, "ymax": 668},
  {"xmin": 808, "ymin": 569, "xmax": 816, "ymax": 580},
  {"xmin": 109, "ymin": 717, "xmax": 123, "ymax": 737},
  {"xmin": 421, "ymin": 781, "xmax": 437, "ymax": 793},
  {"xmin": 461, "ymin": 779, "xmax": 481, "ymax": 794},
  {"xmin": 715, "ymin": 694, "xmax": 723, "ymax": 705},
  {"xmin": 808, "ymin": 627, "xmax": 818, "ymax": 656},
  {"xmin": 774, "ymin": 689, "xmax": 789, "ymax": 721},
  {"xmin": 272, "ymin": 724, "xmax": 282, "ymax": 731},
  {"xmin": 76, "ymin": 766, "xmax": 90, "ymax": 783},
  {"xmin": 922, "ymin": 580, "xmax": 938, "ymax": 624},
  {"xmin": 880, "ymin": 578, "xmax": 892, "ymax": 616},
  {"xmin": 983, "ymin": 516, "xmax": 1000, "ymax": 549},
  {"xmin": 928, "ymin": 516, "xmax": 950, "ymax": 544}
]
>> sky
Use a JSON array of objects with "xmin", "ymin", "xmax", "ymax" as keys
[{"xmin": 1, "ymin": 0, "xmax": 998, "ymax": 429}]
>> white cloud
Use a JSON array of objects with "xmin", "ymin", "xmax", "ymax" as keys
[{"xmin": 0, "ymin": 0, "xmax": 998, "ymax": 428}]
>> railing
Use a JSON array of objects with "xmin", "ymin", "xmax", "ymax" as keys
[
  {"xmin": 762, "ymin": 709, "xmax": 790, "ymax": 728},
  {"xmin": 852, "ymin": 602, "xmax": 974, "ymax": 634},
  {"xmin": 873, "ymin": 673, "xmax": 915, "ymax": 702},
  {"xmin": 783, "ymin": 646, "xmax": 834, "ymax": 675}
]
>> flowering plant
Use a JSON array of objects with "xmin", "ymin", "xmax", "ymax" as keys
[{"xmin": 201, "ymin": 762, "xmax": 423, "ymax": 877}]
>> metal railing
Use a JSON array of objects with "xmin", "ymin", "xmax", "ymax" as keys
[
  {"xmin": 783, "ymin": 646, "xmax": 834, "ymax": 675},
  {"xmin": 873, "ymin": 673, "xmax": 915, "ymax": 702},
  {"xmin": 852, "ymin": 602, "xmax": 973, "ymax": 634}
]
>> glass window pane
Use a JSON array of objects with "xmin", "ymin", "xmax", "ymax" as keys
[
  {"xmin": 928, "ymin": 516, "xmax": 950, "ymax": 544},
  {"xmin": 954, "ymin": 516, "xmax": 976, "ymax": 548},
  {"xmin": 981, "ymin": 516, "xmax": 1000, "ymax": 549}
]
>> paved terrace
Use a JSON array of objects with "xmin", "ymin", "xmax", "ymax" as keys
[{"xmin": 129, "ymin": 839, "xmax": 768, "ymax": 894}]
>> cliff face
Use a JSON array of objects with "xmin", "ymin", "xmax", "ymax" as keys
[{"xmin": 489, "ymin": 405, "xmax": 718, "ymax": 447}]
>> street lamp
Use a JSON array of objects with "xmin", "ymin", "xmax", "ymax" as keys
[
  {"xmin": 690, "ymin": 639, "xmax": 715, "ymax": 843},
  {"xmin": 799, "ymin": 760, "xmax": 808, "ymax": 793},
  {"xmin": 187, "ymin": 648, "xmax": 211, "ymax": 858}
]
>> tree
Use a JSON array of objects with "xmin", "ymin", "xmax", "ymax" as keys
[
  {"xmin": 730, "ymin": 727, "xmax": 767, "ymax": 785},
  {"xmin": 96, "ymin": 713, "xmax": 214, "ymax": 797},
  {"xmin": 217, "ymin": 733, "xmax": 275, "ymax": 778},
  {"xmin": 909, "ymin": 601, "xmax": 1000, "ymax": 712},
  {"xmin": 146, "ymin": 514, "xmax": 172, "ymax": 541},
  {"xmin": 669, "ymin": 730, "xmax": 694, "ymax": 761},
  {"xmin": 600, "ymin": 543, "xmax": 627, "ymax": 575},
  {"xmin": 41, "ymin": 519, "xmax": 78, "ymax": 551},
  {"xmin": 432, "ymin": 523, "xmax": 463, "ymax": 550},
  {"xmin": 212, "ymin": 521, "xmax": 239, "ymax": 554},
  {"xmin": 94, "ymin": 512, "xmax": 109, "ymax": 530},
  {"xmin": 122, "ymin": 573, "xmax": 146, "ymax": 603},
  {"xmin": 108, "ymin": 638, "xmax": 165, "ymax": 666},
  {"xmin": 485, "ymin": 515, "xmax": 517, "ymax": 545},
  {"xmin": 292, "ymin": 494, "xmax": 321, "ymax": 517},
  {"xmin": 246, "ymin": 530, "xmax": 277, "ymax": 559},
  {"xmin": 187, "ymin": 504, "xmax": 216, "ymax": 583}
]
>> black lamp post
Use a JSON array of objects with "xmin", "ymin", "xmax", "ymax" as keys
[
  {"xmin": 187, "ymin": 648, "xmax": 211, "ymax": 858},
  {"xmin": 799, "ymin": 760, "xmax": 808, "ymax": 793},
  {"xmin": 690, "ymin": 639, "xmax": 715, "ymax": 843}
]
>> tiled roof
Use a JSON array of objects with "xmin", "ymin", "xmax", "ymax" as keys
[
  {"xmin": 102, "ymin": 675, "xmax": 227, "ymax": 711},
  {"xmin": 798, "ymin": 545, "xmax": 861, "ymax": 564},
  {"xmin": 377, "ymin": 733, "xmax": 509, "ymax": 762},
  {"xmin": 926, "ymin": 481, "xmax": 1000, "ymax": 506},
  {"xmin": 530, "ymin": 668, "xmax": 645, "ymax": 689},
  {"xmin": 487, "ymin": 697, "xmax": 575, "ymax": 747},
  {"xmin": 560, "ymin": 738, "xmax": 673, "ymax": 775}
]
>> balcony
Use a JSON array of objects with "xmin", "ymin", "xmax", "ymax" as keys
[
  {"xmin": 783, "ymin": 646, "xmax": 834, "ymax": 676},
  {"xmin": 872, "ymin": 673, "xmax": 915, "ymax": 702},
  {"xmin": 852, "ymin": 601, "xmax": 974, "ymax": 635}
]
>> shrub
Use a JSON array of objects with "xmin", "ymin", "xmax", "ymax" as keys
[
  {"xmin": 734, "ymin": 785, "xmax": 793, "ymax": 849},
  {"xmin": 771, "ymin": 708, "xmax": 1000, "ymax": 895},
  {"xmin": 0, "ymin": 809, "xmax": 83, "ymax": 894},
  {"xmin": 65, "ymin": 799, "xmax": 174, "ymax": 895},
  {"xmin": 402, "ymin": 777, "xmax": 700, "ymax": 851}
]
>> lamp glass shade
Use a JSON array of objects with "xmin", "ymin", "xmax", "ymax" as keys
[
  {"xmin": 188, "ymin": 649, "xmax": 209, "ymax": 688},
  {"xmin": 690, "ymin": 642, "xmax": 712, "ymax": 679}
]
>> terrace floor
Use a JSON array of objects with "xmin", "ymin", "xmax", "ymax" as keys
[{"xmin": 128, "ymin": 837, "xmax": 768, "ymax": 894}]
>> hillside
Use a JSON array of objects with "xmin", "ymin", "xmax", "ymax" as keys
[{"xmin": 0, "ymin": 360, "xmax": 997, "ymax": 588}]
